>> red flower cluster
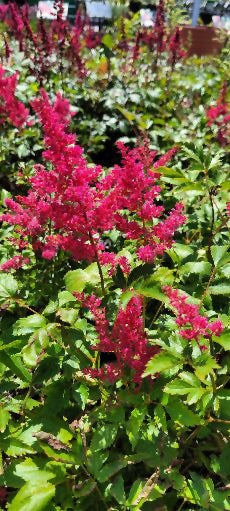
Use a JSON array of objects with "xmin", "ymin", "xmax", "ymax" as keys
[
  {"xmin": 0, "ymin": 91, "xmax": 185, "ymax": 271},
  {"xmin": 0, "ymin": 255, "xmax": 29, "ymax": 272},
  {"xmin": 163, "ymin": 286, "xmax": 224, "ymax": 350},
  {"xmin": 0, "ymin": 67, "xmax": 29, "ymax": 128},
  {"xmin": 75, "ymin": 293, "xmax": 158, "ymax": 385},
  {"xmin": 207, "ymin": 83, "xmax": 230, "ymax": 146},
  {"xmin": 168, "ymin": 27, "xmax": 186, "ymax": 70}
]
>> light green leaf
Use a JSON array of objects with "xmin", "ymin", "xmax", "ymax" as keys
[
  {"xmin": 194, "ymin": 354, "xmax": 219, "ymax": 382},
  {"xmin": 57, "ymin": 308, "xmax": 78, "ymax": 325},
  {"xmin": 164, "ymin": 378, "xmax": 195, "ymax": 395},
  {"xmin": 180, "ymin": 262, "xmax": 211, "ymax": 276},
  {"xmin": 58, "ymin": 291, "xmax": 76, "ymax": 307},
  {"xmin": 65, "ymin": 263, "xmax": 101, "ymax": 293},
  {"xmin": 65, "ymin": 269, "xmax": 88, "ymax": 293},
  {"xmin": 102, "ymin": 34, "xmax": 114, "ymax": 49},
  {"xmin": 13, "ymin": 315, "xmax": 46, "ymax": 336},
  {"xmin": 209, "ymin": 284, "xmax": 230, "ymax": 295},
  {"xmin": 211, "ymin": 246, "xmax": 229, "ymax": 267},
  {"xmin": 0, "ymin": 408, "xmax": 10, "ymax": 432},
  {"xmin": 144, "ymin": 353, "xmax": 182, "ymax": 377},
  {"xmin": 0, "ymin": 274, "xmax": 18, "ymax": 302},
  {"xmin": 213, "ymin": 333, "xmax": 230, "ymax": 351},
  {"xmin": 22, "ymin": 343, "xmax": 38, "ymax": 368},
  {"xmin": 8, "ymin": 481, "xmax": 55, "ymax": 511}
]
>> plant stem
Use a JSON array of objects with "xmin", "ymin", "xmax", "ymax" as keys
[{"xmin": 199, "ymin": 266, "xmax": 216, "ymax": 305}]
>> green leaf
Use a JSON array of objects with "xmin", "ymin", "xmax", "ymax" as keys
[
  {"xmin": 211, "ymin": 246, "xmax": 229, "ymax": 267},
  {"xmin": 0, "ymin": 274, "xmax": 18, "ymax": 302},
  {"xmin": 0, "ymin": 352, "xmax": 31, "ymax": 382},
  {"xmin": 182, "ymin": 146, "xmax": 202, "ymax": 164},
  {"xmin": 109, "ymin": 475, "xmax": 126, "ymax": 505},
  {"xmin": 179, "ymin": 371, "xmax": 201, "ymax": 386},
  {"xmin": 180, "ymin": 261, "xmax": 211, "ymax": 276},
  {"xmin": 13, "ymin": 315, "xmax": 46, "ymax": 336},
  {"xmin": 136, "ymin": 283, "xmax": 168, "ymax": 302},
  {"xmin": 194, "ymin": 354, "xmax": 219, "ymax": 381},
  {"xmin": 57, "ymin": 308, "xmax": 78, "ymax": 325},
  {"xmin": 126, "ymin": 479, "xmax": 145, "ymax": 507},
  {"xmin": 116, "ymin": 106, "xmax": 136, "ymax": 122},
  {"xmin": 58, "ymin": 291, "xmax": 76, "ymax": 307},
  {"xmin": 43, "ymin": 301, "xmax": 58, "ymax": 315},
  {"xmin": 22, "ymin": 343, "xmax": 38, "ymax": 368},
  {"xmin": 154, "ymin": 404, "xmax": 167, "ymax": 432},
  {"xmin": 164, "ymin": 378, "xmax": 195, "ymax": 395},
  {"xmin": 65, "ymin": 263, "xmax": 101, "ymax": 293},
  {"xmin": 72, "ymin": 383, "xmax": 89, "ymax": 410},
  {"xmin": 209, "ymin": 284, "xmax": 230, "ymax": 295},
  {"xmin": 126, "ymin": 408, "xmax": 145, "ymax": 449},
  {"xmin": 0, "ymin": 408, "xmax": 10, "ymax": 432},
  {"xmin": 8, "ymin": 481, "xmax": 55, "ymax": 511},
  {"xmin": 166, "ymin": 397, "xmax": 203, "ymax": 427},
  {"xmin": 97, "ymin": 460, "xmax": 127, "ymax": 483},
  {"xmin": 90, "ymin": 424, "xmax": 118, "ymax": 452},
  {"xmin": 144, "ymin": 353, "xmax": 182, "ymax": 377},
  {"xmin": 102, "ymin": 34, "xmax": 114, "ymax": 49},
  {"xmin": 65, "ymin": 269, "xmax": 88, "ymax": 293},
  {"xmin": 213, "ymin": 333, "xmax": 230, "ymax": 350},
  {"xmin": 165, "ymin": 374, "xmax": 206, "ymax": 405},
  {"xmin": 168, "ymin": 243, "xmax": 194, "ymax": 262}
]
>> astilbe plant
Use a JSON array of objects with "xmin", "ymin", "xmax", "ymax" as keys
[
  {"xmin": 0, "ymin": 66, "xmax": 29, "ymax": 128},
  {"xmin": 207, "ymin": 82, "xmax": 230, "ymax": 146},
  {"xmin": 163, "ymin": 286, "xmax": 224, "ymax": 351},
  {"xmin": 74, "ymin": 293, "xmax": 159, "ymax": 385},
  {"xmin": 0, "ymin": 90, "xmax": 187, "ymax": 387},
  {"xmin": 1, "ymin": 91, "xmax": 185, "ymax": 277}
]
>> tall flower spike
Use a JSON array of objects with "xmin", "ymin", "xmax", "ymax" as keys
[
  {"xmin": 79, "ymin": 294, "xmax": 159, "ymax": 385},
  {"xmin": 163, "ymin": 286, "xmax": 224, "ymax": 350}
]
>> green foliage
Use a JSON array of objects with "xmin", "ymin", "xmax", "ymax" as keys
[{"xmin": 0, "ymin": 12, "xmax": 229, "ymax": 511}]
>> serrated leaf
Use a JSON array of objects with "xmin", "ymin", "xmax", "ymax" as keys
[
  {"xmin": 97, "ymin": 460, "xmax": 127, "ymax": 483},
  {"xmin": 90, "ymin": 424, "xmax": 118, "ymax": 452},
  {"xmin": 22, "ymin": 343, "xmax": 38, "ymax": 368},
  {"xmin": 213, "ymin": 333, "xmax": 230, "ymax": 350},
  {"xmin": 0, "ymin": 352, "xmax": 31, "ymax": 382},
  {"xmin": 109, "ymin": 475, "xmax": 126, "ymax": 505},
  {"xmin": 211, "ymin": 246, "xmax": 229, "ymax": 267},
  {"xmin": 126, "ymin": 409, "xmax": 145, "ymax": 450},
  {"xmin": 144, "ymin": 353, "xmax": 182, "ymax": 377},
  {"xmin": 166, "ymin": 398, "xmax": 203, "ymax": 427},
  {"xmin": 8, "ymin": 481, "xmax": 55, "ymax": 511},
  {"xmin": 209, "ymin": 284, "xmax": 230, "ymax": 295},
  {"xmin": 168, "ymin": 243, "xmax": 194, "ymax": 261},
  {"xmin": 164, "ymin": 378, "xmax": 194, "ymax": 395},
  {"xmin": 13, "ymin": 315, "xmax": 46, "ymax": 336},
  {"xmin": 58, "ymin": 291, "xmax": 76, "ymax": 307},
  {"xmin": 0, "ymin": 274, "xmax": 18, "ymax": 302},
  {"xmin": 57, "ymin": 308, "xmax": 78, "ymax": 325},
  {"xmin": 180, "ymin": 261, "xmax": 211, "ymax": 276},
  {"xmin": 0, "ymin": 409, "xmax": 10, "ymax": 432},
  {"xmin": 194, "ymin": 354, "xmax": 219, "ymax": 381},
  {"xmin": 65, "ymin": 263, "xmax": 101, "ymax": 293},
  {"xmin": 43, "ymin": 301, "xmax": 58, "ymax": 315},
  {"xmin": 72, "ymin": 383, "xmax": 89, "ymax": 410},
  {"xmin": 65, "ymin": 269, "xmax": 88, "ymax": 293}
]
